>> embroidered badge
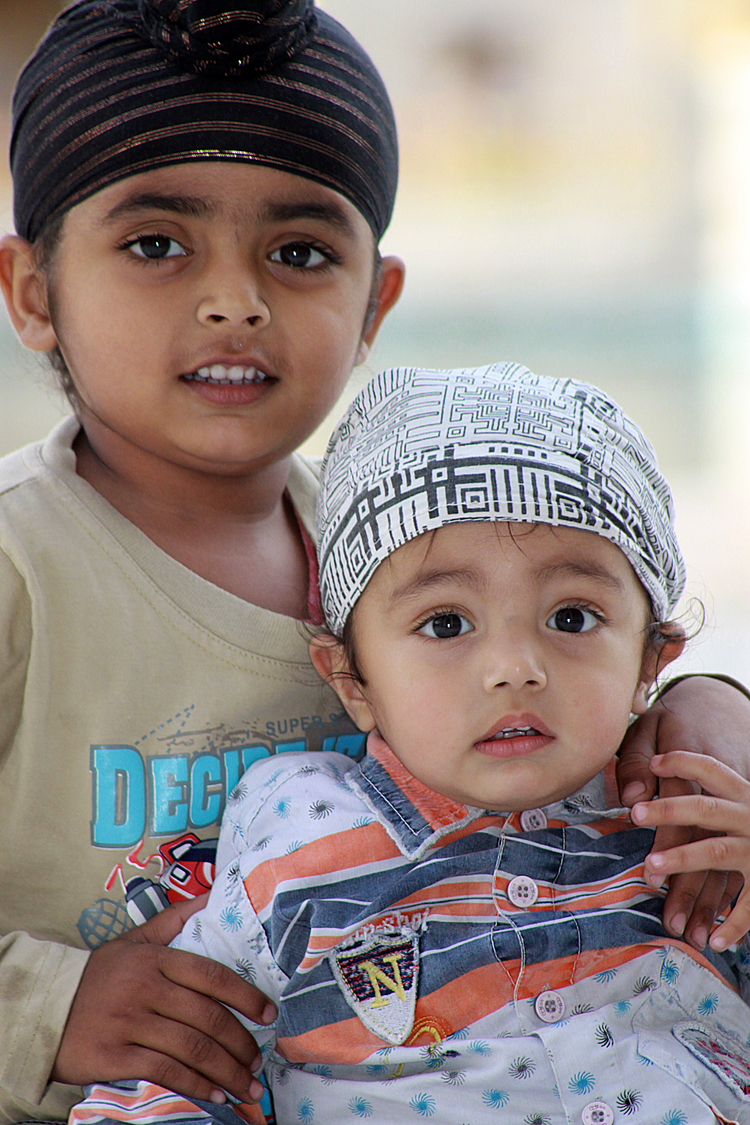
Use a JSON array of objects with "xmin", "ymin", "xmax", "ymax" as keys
[
  {"xmin": 673, "ymin": 1021, "xmax": 750, "ymax": 1098},
  {"xmin": 331, "ymin": 927, "xmax": 419, "ymax": 1044}
]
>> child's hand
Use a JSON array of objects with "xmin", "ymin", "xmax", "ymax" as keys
[
  {"xmin": 631, "ymin": 750, "xmax": 750, "ymax": 952},
  {"xmin": 617, "ymin": 676, "xmax": 750, "ymax": 946},
  {"xmin": 51, "ymin": 896, "xmax": 274, "ymax": 1105}
]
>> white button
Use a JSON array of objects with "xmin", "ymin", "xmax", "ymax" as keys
[
  {"xmin": 534, "ymin": 990, "xmax": 565, "ymax": 1023},
  {"xmin": 507, "ymin": 875, "xmax": 539, "ymax": 907},
  {"xmin": 520, "ymin": 808, "xmax": 547, "ymax": 831},
  {"xmin": 581, "ymin": 1101, "xmax": 614, "ymax": 1125}
]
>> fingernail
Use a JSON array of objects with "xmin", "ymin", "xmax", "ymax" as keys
[
  {"xmin": 711, "ymin": 933, "xmax": 727, "ymax": 952},
  {"xmin": 692, "ymin": 925, "xmax": 708, "ymax": 949},
  {"xmin": 209, "ymin": 1090, "xmax": 226, "ymax": 1105},
  {"xmin": 669, "ymin": 913, "xmax": 686, "ymax": 935},
  {"xmin": 249, "ymin": 1079, "xmax": 265, "ymax": 1102},
  {"xmin": 648, "ymin": 852, "xmax": 665, "ymax": 869},
  {"xmin": 631, "ymin": 803, "xmax": 647, "ymax": 823},
  {"xmin": 261, "ymin": 1001, "xmax": 277, "ymax": 1025},
  {"xmin": 622, "ymin": 782, "xmax": 646, "ymax": 805}
]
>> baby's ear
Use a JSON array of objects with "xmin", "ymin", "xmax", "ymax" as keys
[
  {"xmin": 0, "ymin": 235, "xmax": 58, "ymax": 352},
  {"xmin": 632, "ymin": 622, "xmax": 686, "ymax": 714},
  {"xmin": 309, "ymin": 634, "xmax": 377, "ymax": 732}
]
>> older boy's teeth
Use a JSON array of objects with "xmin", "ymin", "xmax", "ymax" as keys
[{"xmin": 192, "ymin": 365, "xmax": 264, "ymax": 383}]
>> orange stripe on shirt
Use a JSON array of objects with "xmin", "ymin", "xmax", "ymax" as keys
[{"xmin": 243, "ymin": 821, "xmax": 401, "ymax": 913}]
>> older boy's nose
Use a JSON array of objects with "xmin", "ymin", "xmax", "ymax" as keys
[{"xmin": 196, "ymin": 268, "xmax": 270, "ymax": 329}]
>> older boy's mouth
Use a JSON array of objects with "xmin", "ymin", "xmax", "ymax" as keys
[{"xmin": 183, "ymin": 364, "xmax": 272, "ymax": 385}]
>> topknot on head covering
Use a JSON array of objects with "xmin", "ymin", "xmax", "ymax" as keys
[
  {"xmin": 317, "ymin": 363, "xmax": 686, "ymax": 635},
  {"xmin": 133, "ymin": 0, "xmax": 315, "ymax": 77},
  {"xmin": 11, "ymin": 0, "xmax": 397, "ymax": 242}
]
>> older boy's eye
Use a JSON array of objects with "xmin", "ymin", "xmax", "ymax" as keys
[
  {"xmin": 547, "ymin": 606, "xmax": 599, "ymax": 633},
  {"xmin": 419, "ymin": 613, "xmax": 473, "ymax": 639},
  {"xmin": 128, "ymin": 235, "xmax": 186, "ymax": 260},
  {"xmin": 270, "ymin": 242, "xmax": 328, "ymax": 269}
]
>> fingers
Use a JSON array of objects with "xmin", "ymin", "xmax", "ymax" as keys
[
  {"xmin": 126, "ymin": 895, "xmax": 211, "ymax": 946},
  {"xmin": 616, "ymin": 710, "xmax": 660, "ymax": 805},
  {"xmin": 644, "ymin": 833, "xmax": 747, "ymax": 880},
  {"xmin": 659, "ymin": 868, "xmax": 729, "ymax": 950},
  {"xmin": 645, "ymin": 773, "xmax": 701, "ymax": 858},
  {"xmin": 631, "ymin": 752, "xmax": 750, "ymax": 950},
  {"xmin": 649, "ymin": 750, "xmax": 750, "ymax": 802},
  {"xmin": 634, "ymin": 793, "xmax": 744, "ymax": 837},
  {"xmin": 125, "ymin": 1006, "xmax": 266, "ymax": 1104},
  {"xmin": 161, "ymin": 946, "xmax": 276, "ymax": 1026},
  {"xmin": 711, "ymin": 888, "xmax": 750, "ymax": 951},
  {"xmin": 101, "ymin": 1037, "xmax": 265, "ymax": 1107},
  {"xmin": 51, "ymin": 937, "xmax": 271, "ymax": 1105},
  {"xmin": 658, "ymin": 868, "xmax": 708, "ymax": 941}
]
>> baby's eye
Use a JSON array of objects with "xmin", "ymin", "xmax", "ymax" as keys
[
  {"xmin": 269, "ymin": 242, "xmax": 328, "ymax": 269},
  {"xmin": 127, "ymin": 235, "xmax": 186, "ymax": 260},
  {"xmin": 546, "ymin": 606, "xmax": 600, "ymax": 633},
  {"xmin": 419, "ymin": 613, "xmax": 473, "ymax": 639}
]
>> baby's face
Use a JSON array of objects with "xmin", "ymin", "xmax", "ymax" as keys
[{"xmin": 337, "ymin": 521, "xmax": 654, "ymax": 811}]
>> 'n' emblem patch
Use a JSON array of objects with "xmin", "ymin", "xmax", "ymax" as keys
[
  {"xmin": 331, "ymin": 928, "xmax": 420, "ymax": 1044},
  {"xmin": 673, "ymin": 1021, "xmax": 750, "ymax": 1098}
]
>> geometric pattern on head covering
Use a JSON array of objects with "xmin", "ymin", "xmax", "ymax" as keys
[
  {"xmin": 11, "ymin": 0, "xmax": 398, "ymax": 242},
  {"xmin": 317, "ymin": 363, "xmax": 686, "ymax": 634}
]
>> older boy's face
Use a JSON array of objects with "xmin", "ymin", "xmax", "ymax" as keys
[
  {"xmin": 337, "ymin": 522, "xmax": 654, "ymax": 811},
  {"xmin": 39, "ymin": 162, "xmax": 401, "ymax": 476}
]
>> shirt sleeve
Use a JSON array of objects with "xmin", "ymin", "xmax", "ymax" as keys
[
  {"xmin": 173, "ymin": 826, "xmax": 289, "ymax": 1065},
  {"xmin": 0, "ymin": 931, "xmax": 90, "ymax": 1113},
  {"xmin": 0, "ymin": 549, "xmax": 92, "ymax": 1116},
  {"xmin": 0, "ymin": 546, "xmax": 31, "ymax": 766}
]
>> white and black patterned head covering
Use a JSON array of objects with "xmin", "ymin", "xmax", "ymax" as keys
[
  {"xmin": 317, "ymin": 363, "xmax": 685, "ymax": 634},
  {"xmin": 11, "ymin": 0, "xmax": 398, "ymax": 243}
]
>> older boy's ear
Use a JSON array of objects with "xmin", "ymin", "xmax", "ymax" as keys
[
  {"xmin": 0, "ymin": 235, "xmax": 58, "ymax": 352},
  {"xmin": 631, "ymin": 624, "xmax": 686, "ymax": 714},
  {"xmin": 357, "ymin": 254, "xmax": 405, "ymax": 364},
  {"xmin": 309, "ymin": 634, "xmax": 377, "ymax": 732}
]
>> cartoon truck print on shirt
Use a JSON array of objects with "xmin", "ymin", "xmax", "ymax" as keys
[{"xmin": 125, "ymin": 832, "xmax": 218, "ymax": 925}]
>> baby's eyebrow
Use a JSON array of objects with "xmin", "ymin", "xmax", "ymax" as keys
[
  {"xmin": 99, "ymin": 192, "xmax": 214, "ymax": 224},
  {"xmin": 537, "ymin": 560, "xmax": 626, "ymax": 592},
  {"xmin": 389, "ymin": 566, "xmax": 485, "ymax": 604}
]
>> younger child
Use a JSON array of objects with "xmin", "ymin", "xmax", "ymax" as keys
[{"xmin": 74, "ymin": 364, "xmax": 750, "ymax": 1124}]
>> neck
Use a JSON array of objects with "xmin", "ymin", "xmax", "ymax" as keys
[
  {"xmin": 72, "ymin": 425, "xmax": 310, "ymax": 617},
  {"xmin": 73, "ymin": 426, "xmax": 292, "ymax": 525}
]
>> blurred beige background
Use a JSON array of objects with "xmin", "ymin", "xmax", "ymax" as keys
[{"xmin": 2, "ymin": 0, "xmax": 750, "ymax": 680}]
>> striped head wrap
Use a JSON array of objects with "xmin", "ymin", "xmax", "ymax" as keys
[
  {"xmin": 317, "ymin": 363, "xmax": 686, "ymax": 634},
  {"xmin": 10, "ymin": 0, "xmax": 398, "ymax": 243}
]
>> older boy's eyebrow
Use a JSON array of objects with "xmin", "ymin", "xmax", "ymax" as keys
[
  {"xmin": 537, "ymin": 559, "xmax": 626, "ymax": 592},
  {"xmin": 99, "ymin": 192, "xmax": 215, "ymax": 224},
  {"xmin": 389, "ymin": 566, "xmax": 485, "ymax": 604},
  {"xmin": 98, "ymin": 193, "xmax": 358, "ymax": 236},
  {"xmin": 258, "ymin": 199, "xmax": 358, "ymax": 238}
]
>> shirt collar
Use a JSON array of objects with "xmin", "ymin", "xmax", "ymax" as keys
[
  {"xmin": 346, "ymin": 732, "xmax": 626, "ymax": 859},
  {"xmin": 347, "ymin": 732, "xmax": 488, "ymax": 858}
]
